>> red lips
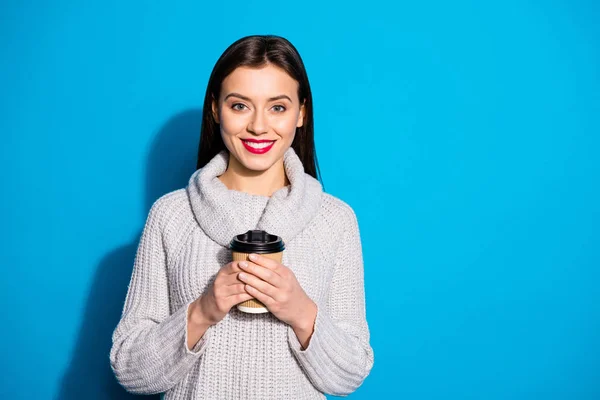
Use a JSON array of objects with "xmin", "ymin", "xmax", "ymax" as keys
[{"xmin": 241, "ymin": 139, "xmax": 275, "ymax": 154}]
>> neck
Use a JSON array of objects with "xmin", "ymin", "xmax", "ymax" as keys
[{"xmin": 218, "ymin": 152, "xmax": 290, "ymax": 197}]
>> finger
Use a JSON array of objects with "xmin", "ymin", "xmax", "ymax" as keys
[
  {"xmin": 223, "ymin": 283, "xmax": 247, "ymax": 296},
  {"xmin": 247, "ymin": 254, "xmax": 282, "ymax": 274},
  {"xmin": 222, "ymin": 261, "xmax": 242, "ymax": 275},
  {"xmin": 227, "ymin": 292, "xmax": 254, "ymax": 306},
  {"xmin": 222, "ymin": 271, "xmax": 247, "ymax": 287},
  {"xmin": 237, "ymin": 271, "xmax": 279, "ymax": 299},
  {"xmin": 244, "ymin": 284, "xmax": 276, "ymax": 307},
  {"xmin": 239, "ymin": 261, "xmax": 283, "ymax": 288}
]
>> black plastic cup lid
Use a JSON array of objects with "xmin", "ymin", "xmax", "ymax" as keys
[{"xmin": 229, "ymin": 230, "xmax": 285, "ymax": 253}]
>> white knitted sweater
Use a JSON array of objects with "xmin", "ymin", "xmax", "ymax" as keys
[{"xmin": 110, "ymin": 147, "xmax": 374, "ymax": 399}]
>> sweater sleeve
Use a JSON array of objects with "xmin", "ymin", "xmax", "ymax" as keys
[
  {"xmin": 286, "ymin": 205, "xmax": 375, "ymax": 396},
  {"xmin": 109, "ymin": 199, "xmax": 214, "ymax": 395}
]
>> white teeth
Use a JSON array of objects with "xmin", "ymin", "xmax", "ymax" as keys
[{"xmin": 243, "ymin": 140, "xmax": 274, "ymax": 149}]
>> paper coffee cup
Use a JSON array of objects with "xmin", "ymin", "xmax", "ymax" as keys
[{"xmin": 229, "ymin": 230, "xmax": 285, "ymax": 314}]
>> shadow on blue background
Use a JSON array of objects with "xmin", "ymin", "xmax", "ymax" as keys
[{"xmin": 56, "ymin": 109, "xmax": 203, "ymax": 399}]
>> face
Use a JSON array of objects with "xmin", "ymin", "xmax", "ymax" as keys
[{"xmin": 212, "ymin": 64, "xmax": 305, "ymax": 172}]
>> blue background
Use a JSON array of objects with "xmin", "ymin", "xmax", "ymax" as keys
[{"xmin": 1, "ymin": 1, "xmax": 598, "ymax": 399}]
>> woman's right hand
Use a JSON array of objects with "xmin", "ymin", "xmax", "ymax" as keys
[{"xmin": 194, "ymin": 261, "xmax": 253, "ymax": 325}]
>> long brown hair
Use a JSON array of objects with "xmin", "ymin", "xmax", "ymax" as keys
[{"xmin": 195, "ymin": 35, "xmax": 323, "ymax": 185}]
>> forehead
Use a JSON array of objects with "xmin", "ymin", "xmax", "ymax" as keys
[{"xmin": 221, "ymin": 65, "xmax": 299, "ymax": 101}]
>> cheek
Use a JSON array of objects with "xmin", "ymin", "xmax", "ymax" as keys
[
  {"xmin": 272, "ymin": 115, "xmax": 299, "ymax": 137},
  {"xmin": 220, "ymin": 110, "xmax": 247, "ymax": 135}
]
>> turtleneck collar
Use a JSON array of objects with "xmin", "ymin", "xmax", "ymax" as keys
[{"xmin": 186, "ymin": 146, "xmax": 323, "ymax": 248}]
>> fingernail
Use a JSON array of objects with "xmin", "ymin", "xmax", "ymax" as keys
[
  {"xmin": 248, "ymin": 254, "xmax": 257, "ymax": 261},
  {"xmin": 239, "ymin": 261, "xmax": 248, "ymax": 268}
]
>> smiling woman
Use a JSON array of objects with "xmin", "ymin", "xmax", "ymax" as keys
[
  {"xmin": 109, "ymin": 35, "xmax": 374, "ymax": 399},
  {"xmin": 196, "ymin": 35, "xmax": 320, "ymax": 197}
]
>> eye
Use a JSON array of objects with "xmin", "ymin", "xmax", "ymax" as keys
[
  {"xmin": 231, "ymin": 103, "xmax": 247, "ymax": 111},
  {"xmin": 272, "ymin": 105, "xmax": 286, "ymax": 113}
]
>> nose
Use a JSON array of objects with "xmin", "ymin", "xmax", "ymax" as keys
[{"xmin": 248, "ymin": 110, "xmax": 268, "ymax": 134}]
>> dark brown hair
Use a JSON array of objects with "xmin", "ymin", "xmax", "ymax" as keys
[{"xmin": 195, "ymin": 35, "xmax": 323, "ymax": 185}]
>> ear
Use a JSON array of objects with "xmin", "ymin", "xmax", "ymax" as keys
[
  {"xmin": 211, "ymin": 97, "xmax": 220, "ymax": 124},
  {"xmin": 296, "ymin": 100, "xmax": 306, "ymax": 128}
]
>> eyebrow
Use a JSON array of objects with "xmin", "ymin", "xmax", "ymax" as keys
[{"xmin": 223, "ymin": 92, "xmax": 293, "ymax": 103}]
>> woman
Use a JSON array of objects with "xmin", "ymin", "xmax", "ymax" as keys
[{"xmin": 110, "ymin": 35, "xmax": 374, "ymax": 399}]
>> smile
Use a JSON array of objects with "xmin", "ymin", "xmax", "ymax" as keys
[{"xmin": 241, "ymin": 139, "xmax": 276, "ymax": 154}]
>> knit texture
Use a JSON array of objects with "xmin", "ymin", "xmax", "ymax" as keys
[{"xmin": 110, "ymin": 147, "xmax": 375, "ymax": 399}]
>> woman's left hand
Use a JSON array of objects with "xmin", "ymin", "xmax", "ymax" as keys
[{"xmin": 237, "ymin": 253, "xmax": 315, "ymax": 329}]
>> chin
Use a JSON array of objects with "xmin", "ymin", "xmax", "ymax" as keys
[
  {"xmin": 238, "ymin": 154, "xmax": 280, "ymax": 172},
  {"xmin": 223, "ymin": 146, "xmax": 264, "ymax": 168}
]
